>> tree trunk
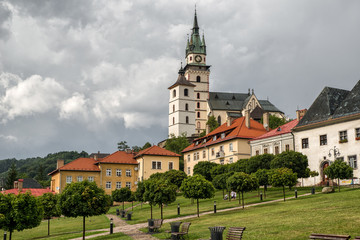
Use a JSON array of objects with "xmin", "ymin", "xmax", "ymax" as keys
[
  {"xmin": 83, "ymin": 216, "xmax": 85, "ymax": 240},
  {"xmin": 150, "ymin": 204, "xmax": 153, "ymax": 219},
  {"xmin": 283, "ymin": 186, "xmax": 285, "ymax": 202},
  {"xmin": 241, "ymin": 191, "xmax": 244, "ymax": 209},
  {"xmin": 338, "ymin": 178, "xmax": 340, "ymax": 192},
  {"xmin": 48, "ymin": 218, "xmax": 50, "ymax": 235},
  {"xmin": 132, "ymin": 201, "xmax": 134, "ymax": 210},
  {"xmin": 228, "ymin": 191, "xmax": 231, "ymax": 201},
  {"xmin": 238, "ymin": 192, "xmax": 241, "ymax": 205},
  {"xmin": 197, "ymin": 199, "xmax": 199, "ymax": 217},
  {"xmin": 264, "ymin": 185, "xmax": 267, "ymax": 199},
  {"xmin": 123, "ymin": 201, "xmax": 125, "ymax": 210},
  {"xmin": 161, "ymin": 204, "xmax": 163, "ymax": 219},
  {"xmin": 222, "ymin": 189, "xmax": 224, "ymax": 199},
  {"xmin": 9, "ymin": 231, "xmax": 12, "ymax": 240}
]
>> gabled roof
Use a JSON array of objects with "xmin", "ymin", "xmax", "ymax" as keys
[
  {"xmin": 251, "ymin": 119, "xmax": 299, "ymax": 141},
  {"xmin": 1, "ymin": 188, "xmax": 54, "ymax": 197},
  {"xmin": 333, "ymin": 80, "xmax": 360, "ymax": 118},
  {"xmin": 134, "ymin": 145, "xmax": 181, "ymax": 158},
  {"xmin": 48, "ymin": 158, "xmax": 100, "ymax": 175},
  {"xmin": 258, "ymin": 100, "xmax": 283, "ymax": 113},
  {"xmin": 22, "ymin": 178, "xmax": 43, "ymax": 188},
  {"xmin": 296, "ymin": 86, "xmax": 350, "ymax": 127},
  {"xmin": 208, "ymin": 92, "xmax": 250, "ymax": 111},
  {"xmin": 182, "ymin": 117, "xmax": 268, "ymax": 153},
  {"xmin": 97, "ymin": 151, "xmax": 138, "ymax": 165},
  {"xmin": 168, "ymin": 67, "xmax": 196, "ymax": 89}
]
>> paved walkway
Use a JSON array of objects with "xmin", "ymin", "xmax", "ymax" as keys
[{"xmin": 71, "ymin": 192, "xmax": 313, "ymax": 239}]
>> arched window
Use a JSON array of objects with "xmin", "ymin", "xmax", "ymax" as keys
[
  {"xmin": 173, "ymin": 105, "xmax": 175, "ymax": 112},
  {"xmin": 186, "ymin": 116, "xmax": 189, "ymax": 124},
  {"xmin": 185, "ymin": 103, "xmax": 189, "ymax": 111},
  {"xmin": 197, "ymin": 122, "xmax": 200, "ymax": 129},
  {"xmin": 197, "ymin": 102, "xmax": 200, "ymax": 108},
  {"xmin": 173, "ymin": 117, "xmax": 175, "ymax": 125},
  {"xmin": 197, "ymin": 112, "xmax": 200, "ymax": 118},
  {"xmin": 196, "ymin": 76, "xmax": 201, "ymax": 82},
  {"xmin": 197, "ymin": 93, "xmax": 200, "ymax": 99},
  {"xmin": 217, "ymin": 115, "xmax": 221, "ymax": 125},
  {"xmin": 184, "ymin": 88, "xmax": 188, "ymax": 96},
  {"xmin": 173, "ymin": 90, "xmax": 176, "ymax": 98}
]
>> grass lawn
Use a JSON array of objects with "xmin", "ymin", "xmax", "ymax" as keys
[
  {"xmin": 120, "ymin": 186, "xmax": 320, "ymax": 224},
  {"xmin": 7, "ymin": 215, "xmax": 110, "ymax": 240},
  {"xmin": 151, "ymin": 187, "xmax": 360, "ymax": 240}
]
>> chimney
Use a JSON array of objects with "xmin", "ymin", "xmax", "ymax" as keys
[
  {"xmin": 94, "ymin": 155, "xmax": 98, "ymax": 161},
  {"xmin": 18, "ymin": 179, "xmax": 23, "ymax": 192},
  {"xmin": 14, "ymin": 180, "xmax": 18, "ymax": 189},
  {"xmin": 296, "ymin": 109, "xmax": 307, "ymax": 121},
  {"xmin": 126, "ymin": 149, "xmax": 132, "ymax": 154},
  {"xmin": 245, "ymin": 110, "xmax": 251, "ymax": 129},
  {"xmin": 227, "ymin": 116, "xmax": 236, "ymax": 126},
  {"xmin": 206, "ymin": 123, "xmax": 210, "ymax": 134},
  {"xmin": 263, "ymin": 112, "xmax": 270, "ymax": 131},
  {"xmin": 57, "ymin": 159, "xmax": 64, "ymax": 169}
]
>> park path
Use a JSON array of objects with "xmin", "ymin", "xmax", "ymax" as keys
[{"xmin": 71, "ymin": 192, "xmax": 312, "ymax": 239}]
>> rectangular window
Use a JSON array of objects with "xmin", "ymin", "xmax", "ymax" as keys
[
  {"xmin": 88, "ymin": 176, "xmax": 94, "ymax": 182},
  {"xmin": 116, "ymin": 182, "xmax": 121, "ymax": 189},
  {"xmin": 274, "ymin": 146, "xmax": 279, "ymax": 155},
  {"xmin": 221, "ymin": 133, "xmax": 225, "ymax": 139},
  {"xmin": 349, "ymin": 155, "xmax": 357, "ymax": 169},
  {"xmin": 229, "ymin": 157, "xmax": 233, "ymax": 163},
  {"xmin": 356, "ymin": 128, "xmax": 360, "ymax": 138},
  {"xmin": 229, "ymin": 143, "xmax": 233, "ymax": 152},
  {"xmin": 169, "ymin": 162, "xmax": 173, "ymax": 170},
  {"xmin": 157, "ymin": 162, "xmax": 161, "ymax": 169},
  {"xmin": 193, "ymin": 153, "xmax": 196, "ymax": 160},
  {"xmin": 126, "ymin": 169, "xmax": 131, "ymax": 177},
  {"xmin": 337, "ymin": 157, "xmax": 344, "ymax": 161},
  {"xmin": 285, "ymin": 144, "xmax": 290, "ymax": 151},
  {"xmin": 320, "ymin": 135, "xmax": 327, "ymax": 146},
  {"xmin": 106, "ymin": 181, "xmax": 111, "ymax": 189},
  {"xmin": 187, "ymin": 167, "xmax": 190, "ymax": 175},
  {"xmin": 126, "ymin": 182, "xmax": 131, "ymax": 189},
  {"xmin": 219, "ymin": 146, "xmax": 224, "ymax": 152},
  {"xmin": 264, "ymin": 148, "xmax": 268, "ymax": 154},
  {"xmin": 220, "ymin": 159, "xmax": 224, "ymax": 165},
  {"xmin": 77, "ymin": 176, "xmax": 83, "ymax": 182},
  {"xmin": 106, "ymin": 169, "xmax": 112, "ymax": 176},
  {"xmin": 116, "ymin": 169, "xmax": 122, "ymax": 177},
  {"xmin": 211, "ymin": 148, "xmax": 215, "ymax": 156},
  {"xmin": 187, "ymin": 155, "xmax": 190, "ymax": 162},
  {"xmin": 66, "ymin": 176, "xmax": 72, "ymax": 184},
  {"xmin": 339, "ymin": 130, "xmax": 348, "ymax": 141},
  {"xmin": 302, "ymin": 138, "xmax": 309, "ymax": 149},
  {"xmin": 255, "ymin": 150, "xmax": 259, "ymax": 156},
  {"xmin": 203, "ymin": 150, "xmax": 206, "ymax": 159},
  {"xmin": 152, "ymin": 161, "xmax": 157, "ymax": 169}
]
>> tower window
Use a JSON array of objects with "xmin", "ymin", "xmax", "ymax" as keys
[
  {"xmin": 197, "ymin": 122, "xmax": 200, "ymax": 129},
  {"xmin": 197, "ymin": 112, "xmax": 200, "ymax": 118},
  {"xmin": 197, "ymin": 93, "xmax": 200, "ymax": 99},
  {"xmin": 173, "ymin": 105, "xmax": 175, "ymax": 112},
  {"xmin": 186, "ymin": 116, "xmax": 189, "ymax": 124},
  {"xmin": 185, "ymin": 103, "xmax": 189, "ymax": 111},
  {"xmin": 217, "ymin": 116, "xmax": 221, "ymax": 125},
  {"xmin": 196, "ymin": 76, "xmax": 201, "ymax": 82},
  {"xmin": 190, "ymin": 56, "xmax": 192, "ymax": 61},
  {"xmin": 197, "ymin": 102, "xmax": 200, "ymax": 108},
  {"xmin": 173, "ymin": 117, "xmax": 175, "ymax": 125},
  {"xmin": 184, "ymin": 88, "xmax": 188, "ymax": 96},
  {"xmin": 173, "ymin": 90, "xmax": 176, "ymax": 98}
]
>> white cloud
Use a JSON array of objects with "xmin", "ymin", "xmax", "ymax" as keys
[
  {"xmin": 0, "ymin": 134, "xmax": 17, "ymax": 142},
  {"xmin": 60, "ymin": 92, "xmax": 89, "ymax": 120}
]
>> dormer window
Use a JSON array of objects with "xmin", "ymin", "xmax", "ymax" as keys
[
  {"xmin": 277, "ymin": 127, "xmax": 281, "ymax": 132},
  {"xmin": 221, "ymin": 133, "xmax": 225, "ymax": 139},
  {"xmin": 195, "ymin": 141, "xmax": 199, "ymax": 146},
  {"xmin": 213, "ymin": 135, "xmax": 217, "ymax": 141},
  {"xmin": 203, "ymin": 139, "xmax": 206, "ymax": 143}
]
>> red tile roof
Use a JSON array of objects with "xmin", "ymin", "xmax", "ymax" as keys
[
  {"xmin": 1, "ymin": 188, "xmax": 55, "ymax": 197},
  {"xmin": 135, "ymin": 145, "xmax": 181, "ymax": 158},
  {"xmin": 182, "ymin": 117, "xmax": 268, "ymax": 153},
  {"xmin": 48, "ymin": 158, "xmax": 100, "ymax": 175},
  {"xmin": 97, "ymin": 151, "xmax": 138, "ymax": 165},
  {"xmin": 251, "ymin": 119, "xmax": 299, "ymax": 141}
]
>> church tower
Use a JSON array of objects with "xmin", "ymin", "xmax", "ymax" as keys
[
  {"xmin": 184, "ymin": 10, "xmax": 210, "ymax": 135},
  {"xmin": 168, "ymin": 66, "xmax": 196, "ymax": 137}
]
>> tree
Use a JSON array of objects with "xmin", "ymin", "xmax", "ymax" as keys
[
  {"xmin": 193, "ymin": 161, "xmax": 218, "ymax": 181},
  {"xmin": 0, "ymin": 192, "xmax": 43, "ymax": 240},
  {"xmin": 142, "ymin": 142, "xmax": 152, "ymax": 150},
  {"xmin": 247, "ymin": 154, "xmax": 274, "ymax": 173},
  {"xmin": 163, "ymin": 170, "xmax": 188, "ymax": 189},
  {"xmin": 151, "ymin": 179, "xmax": 177, "ymax": 219},
  {"xmin": 212, "ymin": 173, "xmax": 232, "ymax": 199},
  {"xmin": 210, "ymin": 164, "xmax": 230, "ymax": 180},
  {"xmin": 38, "ymin": 193, "xmax": 61, "ymax": 236},
  {"xmin": 180, "ymin": 175, "xmax": 215, "ymax": 217},
  {"xmin": 35, "ymin": 164, "xmax": 47, "ymax": 182},
  {"xmin": 270, "ymin": 168, "xmax": 298, "ymax": 201},
  {"xmin": 261, "ymin": 115, "xmax": 287, "ymax": 129},
  {"xmin": 112, "ymin": 187, "xmax": 132, "ymax": 210},
  {"xmin": 134, "ymin": 181, "xmax": 146, "ymax": 208},
  {"xmin": 149, "ymin": 172, "xmax": 165, "ymax": 180},
  {"xmin": 59, "ymin": 181, "xmax": 111, "ymax": 240},
  {"xmin": 324, "ymin": 159, "xmax": 353, "ymax": 192},
  {"xmin": 227, "ymin": 172, "xmax": 258, "ymax": 208},
  {"xmin": 5, "ymin": 163, "xmax": 17, "ymax": 190},
  {"xmin": 207, "ymin": 116, "xmax": 219, "ymax": 132},
  {"xmin": 254, "ymin": 169, "xmax": 270, "ymax": 198},
  {"xmin": 165, "ymin": 133, "xmax": 191, "ymax": 171},
  {"xmin": 230, "ymin": 158, "xmax": 250, "ymax": 174},
  {"xmin": 143, "ymin": 179, "xmax": 157, "ymax": 219},
  {"xmin": 131, "ymin": 146, "xmax": 141, "ymax": 152},
  {"xmin": 117, "ymin": 141, "xmax": 130, "ymax": 151},
  {"xmin": 270, "ymin": 151, "xmax": 309, "ymax": 178}
]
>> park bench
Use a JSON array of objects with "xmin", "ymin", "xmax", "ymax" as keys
[
  {"xmin": 309, "ymin": 233, "xmax": 350, "ymax": 240},
  {"xmin": 354, "ymin": 237, "xmax": 360, "ymax": 240},
  {"xmin": 226, "ymin": 227, "xmax": 246, "ymax": 240},
  {"xmin": 148, "ymin": 219, "xmax": 163, "ymax": 233},
  {"xmin": 171, "ymin": 222, "xmax": 191, "ymax": 239}
]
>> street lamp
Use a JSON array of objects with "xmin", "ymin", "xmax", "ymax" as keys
[{"xmin": 328, "ymin": 146, "xmax": 340, "ymax": 163}]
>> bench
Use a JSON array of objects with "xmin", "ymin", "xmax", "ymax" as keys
[
  {"xmin": 148, "ymin": 219, "xmax": 163, "ymax": 233},
  {"xmin": 226, "ymin": 227, "xmax": 246, "ymax": 240},
  {"xmin": 354, "ymin": 237, "xmax": 360, "ymax": 240},
  {"xmin": 309, "ymin": 233, "xmax": 351, "ymax": 240},
  {"xmin": 171, "ymin": 222, "xmax": 191, "ymax": 240}
]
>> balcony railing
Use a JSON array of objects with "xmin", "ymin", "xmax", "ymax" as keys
[{"xmin": 216, "ymin": 151, "xmax": 225, "ymax": 158}]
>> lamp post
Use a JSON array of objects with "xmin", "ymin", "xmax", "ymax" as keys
[{"xmin": 327, "ymin": 146, "xmax": 340, "ymax": 187}]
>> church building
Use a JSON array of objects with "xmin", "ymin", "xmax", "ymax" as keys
[{"xmin": 168, "ymin": 11, "xmax": 284, "ymax": 138}]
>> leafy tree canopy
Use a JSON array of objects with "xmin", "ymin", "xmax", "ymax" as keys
[
  {"xmin": 38, "ymin": 193, "xmax": 61, "ymax": 219},
  {"xmin": 117, "ymin": 141, "xmax": 130, "ymax": 151},
  {"xmin": 180, "ymin": 175, "xmax": 215, "ymax": 200},
  {"xmin": 142, "ymin": 142, "xmax": 152, "ymax": 150},
  {"xmin": 210, "ymin": 164, "xmax": 230, "ymax": 180},
  {"xmin": 163, "ymin": 170, "xmax": 188, "ymax": 189},
  {"xmin": 270, "ymin": 151, "xmax": 309, "ymax": 178},
  {"xmin": 193, "ymin": 161, "xmax": 218, "ymax": 181},
  {"xmin": 229, "ymin": 158, "xmax": 249, "ymax": 174},
  {"xmin": 270, "ymin": 167, "xmax": 297, "ymax": 201},
  {"xmin": 207, "ymin": 116, "xmax": 219, "ymax": 132},
  {"xmin": 261, "ymin": 115, "xmax": 287, "ymax": 129},
  {"xmin": 165, "ymin": 133, "xmax": 190, "ymax": 155},
  {"xmin": 134, "ymin": 181, "xmax": 146, "ymax": 202},
  {"xmin": 254, "ymin": 169, "xmax": 270, "ymax": 187},
  {"xmin": 324, "ymin": 159, "xmax": 353, "ymax": 192},
  {"xmin": 227, "ymin": 172, "xmax": 258, "ymax": 194},
  {"xmin": 5, "ymin": 163, "xmax": 17, "ymax": 189},
  {"xmin": 112, "ymin": 187, "xmax": 132, "ymax": 210},
  {"xmin": 247, "ymin": 154, "xmax": 274, "ymax": 173}
]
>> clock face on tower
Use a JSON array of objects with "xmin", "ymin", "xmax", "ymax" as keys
[{"xmin": 195, "ymin": 55, "xmax": 202, "ymax": 63}]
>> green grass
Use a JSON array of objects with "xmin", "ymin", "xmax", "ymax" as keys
[
  {"xmin": 91, "ymin": 232, "xmax": 133, "ymax": 240},
  {"xmin": 8, "ymin": 215, "xmax": 110, "ymax": 240},
  {"xmin": 121, "ymin": 186, "xmax": 320, "ymax": 224},
  {"xmin": 151, "ymin": 187, "xmax": 360, "ymax": 240}
]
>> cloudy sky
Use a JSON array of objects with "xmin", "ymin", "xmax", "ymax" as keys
[{"xmin": 0, "ymin": 0, "xmax": 359, "ymax": 159}]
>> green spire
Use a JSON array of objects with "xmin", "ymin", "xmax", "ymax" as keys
[
  {"xmin": 193, "ymin": 9, "xmax": 199, "ymax": 34},
  {"xmin": 186, "ymin": 9, "xmax": 206, "ymax": 57}
]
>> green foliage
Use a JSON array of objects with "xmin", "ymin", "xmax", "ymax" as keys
[
  {"xmin": 199, "ymin": 130, "xmax": 206, "ymax": 137},
  {"xmin": 165, "ymin": 133, "xmax": 190, "ymax": 171},
  {"xmin": 35, "ymin": 164, "xmax": 47, "ymax": 182},
  {"xmin": 270, "ymin": 151, "xmax": 309, "ymax": 178},
  {"xmin": 5, "ymin": 163, "xmax": 17, "ymax": 189},
  {"xmin": 142, "ymin": 142, "xmax": 152, "ymax": 150},
  {"xmin": 163, "ymin": 170, "xmax": 188, "ymax": 189},
  {"xmin": 149, "ymin": 172, "xmax": 165, "ymax": 180},
  {"xmin": 0, "ymin": 192, "xmax": 43, "ymax": 239},
  {"xmin": 207, "ymin": 116, "xmax": 219, "ymax": 132},
  {"xmin": 261, "ymin": 115, "xmax": 287, "ymax": 129},
  {"xmin": 38, "ymin": 193, "xmax": 61, "ymax": 219},
  {"xmin": 247, "ymin": 154, "xmax": 274, "ymax": 173},
  {"xmin": 112, "ymin": 188, "xmax": 132, "ymax": 210},
  {"xmin": 131, "ymin": 146, "xmax": 141, "ymax": 152},
  {"xmin": 227, "ymin": 172, "xmax": 258, "ymax": 208},
  {"xmin": 117, "ymin": 141, "xmax": 129, "ymax": 151},
  {"xmin": 134, "ymin": 181, "xmax": 146, "ymax": 202},
  {"xmin": 229, "ymin": 158, "xmax": 249, "ymax": 173},
  {"xmin": 151, "ymin": 179, "xmax": 177, "ymax": 219},
  {"xmin": 210, "ymin": 164, "xmax": 230, "ymax": 180},
  {"xmin": 270, "ymin": 168, "xmax": 298, "ymax": 201},
  {"xmin": 324, "ymin": 159, "xmax": 353, "ymax": 192},
  {"xmin": 212, "ymin": 172, "xmax": 233, "ymax": 198},
  {"xmin": 309, "ymin": 170, "xmax": 319, "ymax": 177},
  {"xmin": 193, "ymin": 161, "xmax": 218, "ymax": 181},
  {"xmin": 254, "ymin": 169, "xmax": 270, "ymax": 187}
]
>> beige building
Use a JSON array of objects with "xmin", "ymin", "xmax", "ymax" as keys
[
  {"xmin": 134, "ymin": 145, "xmax": 181, "ymax": 181},
  {"xmin": 182, "ymin": 113, "xmax": 268, "ymax": 176}
]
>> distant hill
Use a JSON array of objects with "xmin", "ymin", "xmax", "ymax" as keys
[{"xmin": 0, "ymin": 151, "xmax": 89, "ymax": 182}]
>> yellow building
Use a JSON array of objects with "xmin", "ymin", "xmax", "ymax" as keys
[
  {"xmin": 134, "ymin": 145, "xmax": 181, "ymax": 181},
  {"xmin": 182, "ymin": 114, "xmax": 268, "ymax": 176}
]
